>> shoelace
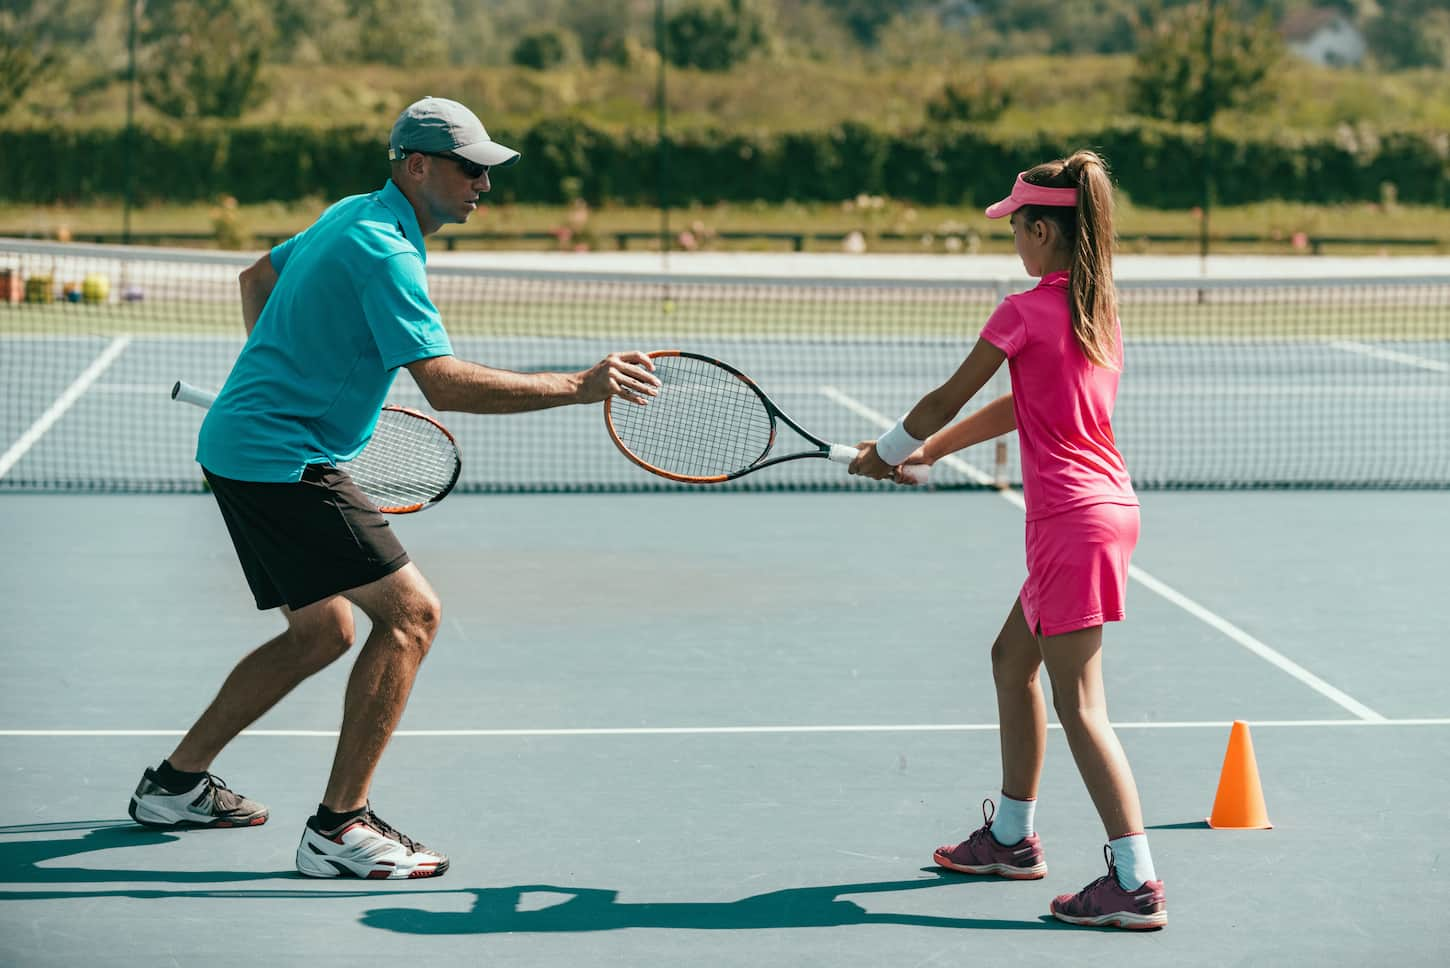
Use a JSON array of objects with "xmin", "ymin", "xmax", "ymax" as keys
[
  {"xmin": 1077, "ymin": 844, "xmax": 1121, "ymax": 901},
  {"xmin": 963, "ymin": 824, "xmax": 995, "ymax": 850},
  {"xmin": 201, "ymin": 774, "xmax": 245, "ymax": 810},
  {"xmin": 958, "ymin": 799, "xmax": 1000, "ymax": 852},
  {"xmin": 363, "ymin": 810, "xmax": 424, "ymax": 853}
]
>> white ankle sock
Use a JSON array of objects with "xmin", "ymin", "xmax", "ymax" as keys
[
  {"xmin": 991, "ymin": 793, "xmax": 1036, "ymax": 845},
  {"xmin": 1109, "ymin": 833, "xmax": 1158, "ymax": 889}
]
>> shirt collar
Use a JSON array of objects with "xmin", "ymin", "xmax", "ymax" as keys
[
  {"xmin": 378, "ymin": 179, "xmax": 428, "ymax": 262},
  {"xmin": 1039, "ymin": 270, "xmax": 1070, "ymax": 288}
]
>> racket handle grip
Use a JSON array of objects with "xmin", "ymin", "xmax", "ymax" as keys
[
  {"xmin": 829, "ymin": 444, "xmax": 930, "ymax": 485},
  {"xmin": 172, "ymin": 380, "xmax": 217, "ymax": 409}
]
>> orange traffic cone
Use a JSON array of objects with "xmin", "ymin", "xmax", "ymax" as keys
[{"xmin": 1207, "ymin": 720, "xmax": 1273, "ymax": 829}]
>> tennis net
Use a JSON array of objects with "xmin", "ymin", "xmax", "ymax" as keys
[{"xmin": 2, "ymin": 238, "xmax": 1447, "ymax": 492}]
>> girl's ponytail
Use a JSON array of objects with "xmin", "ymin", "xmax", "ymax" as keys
[
  {"xmin": 1018, "ymin": 150, "xmax": 1121, "ymax": 369},
  {"xmin": 1065, "ymin": 151, "xmax": 1119, "ymax": 370}
]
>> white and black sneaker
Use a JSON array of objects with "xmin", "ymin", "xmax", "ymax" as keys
[
  {"xmin": 128, "ymin": 768, "xmax": 269, "ymax": 829},
  {"xmin": 295, "ymin": 806, "xmax": 449, "ymax": 879}
]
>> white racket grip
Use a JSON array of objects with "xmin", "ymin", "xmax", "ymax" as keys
[
  {"xmin": 828, "ymin": 443, "xmax": 861, "ymax": 465},
  {"xmin": 172, "ymin": 380, "xmax": 217, "ymax": 409}
]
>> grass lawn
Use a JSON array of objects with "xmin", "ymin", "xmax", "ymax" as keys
[
  {"xmin": 5, "ymin": 280, "xmax": 1445, "ymax": 342},
  {"xmin": 2, "ymin": 198, "xmax": 1448, "ymax": 257}
]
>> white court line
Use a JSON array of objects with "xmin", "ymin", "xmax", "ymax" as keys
[
  {"xmin": 748, "ymin": 384, "xmax": 1450, "ymax": 399},
  {"xmin": 816, "ymin": 387, "xmax": 1389, "ymax": 723},
  {"xmin": 1, "ymin": 719, "xmax": 1445, "ymax": 738},
  {"xmin": 1330, "ymin": 340, "xmax": 1450, "ymax": 373},
  {"xmin": 0, "ymin": 336, "xmax": 132, "ymax": 480},
  {"xmin": 1122, "ymin": 385, "xmax": 1450, "ymax": 397},
  {"xmin": 1126, "ymin": 569, "xmax": 1384, "ymax": 722}
]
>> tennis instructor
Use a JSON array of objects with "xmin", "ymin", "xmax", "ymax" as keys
[{"xmin": 127, "ymin": 97, "xmax": 660, "ymax": 879}]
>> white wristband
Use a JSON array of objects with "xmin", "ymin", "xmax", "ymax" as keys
[{"xmin": 874, "ymin": 418, "xmax": 924, "ymax": 466}]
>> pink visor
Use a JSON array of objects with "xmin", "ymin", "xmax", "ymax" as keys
[{"xmin": 984, "ymin": 173, "xmax": 1078, "ymax": 219}]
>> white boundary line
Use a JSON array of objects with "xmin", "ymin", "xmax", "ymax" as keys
[
  {"xmin": 0, "ymin": 335, "xmax": 132, "ymax": 480},
  {"xmin": 1329, "ymin": 340, "xmax": 1450, "ymax": 373},
  {"xmin": 1125, "ymin": 569, "xmax": 1385, "ymax": 721},
  {"xmin": 1, "ymin": 719, "xmax": 1445, "ymax": 738},
  {"xmin": 816, "ymin": 387, "xmax": 1389, "ymax": 723}
]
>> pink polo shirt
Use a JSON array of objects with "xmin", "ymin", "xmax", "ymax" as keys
[{"xmin": 979, "ymin": 271, "xmax": 1136, "ymax": 521}]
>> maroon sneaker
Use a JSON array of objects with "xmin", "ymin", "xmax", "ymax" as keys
[
  {"xmin": 932, "ymin": 799, "xmax": 1047, "ymax": 880},
  {"xmin": 1050, "ymin": 845, "xmax": 1167, "ymax": 930}
]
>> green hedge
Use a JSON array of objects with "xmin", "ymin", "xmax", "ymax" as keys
[{"xmin": 2, "ymin": 118, "xmax": 1445, "ymax": 208}]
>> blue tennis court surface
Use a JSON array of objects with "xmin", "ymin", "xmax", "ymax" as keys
[{"xmin": 2, "ymin": 489, "xmax": 1447, "ymax": 967}]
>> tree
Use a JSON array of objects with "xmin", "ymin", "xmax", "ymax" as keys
[
  {"xmin": 875, "ymin": 10, "xmax": 969, "ymax": 66},
  {"xmin": 271, "ymin": 0, "xmax": 358, "ymax": 65},
  {"xmin": 665, "ymin": 0, "xmax": 770, "ymax": 71},
  {"xmin": 138, "ymin": 0, "xmax": 275, "ymax": 119},
  {"xmin": 0, "ymin": 0, "xmax": 97, "ymax": 114},
  {"xmin": 1129, "ymin": 1, "xmax": 1285, "ymax": 124},
  {"xmin": 925, "ymin": 75, "xmax": 1012, "ymax": 123},
  {"xmin": 349, "ymin": 0, "xmax": 450, "ymax": 67},
  {"xmin": 1364, "ymin": 0, "xmax": 1450, "ymax": 70},
  {"xmin": 816, "ymin": 0, "xmax": 931, "ymax": 48},
  {"xmin": 770, "ymin": 0, "xmax": 858, "ymax": 62},
  {"xmin": 0, "ymin": 23, "xmax": 56, "ymax": 114},
  {"xmin": 559, "ymin": 0, "xmax": 639, "ymax": 65},
  {"xmin": 512, "ymin": 28, "xmax": 580, "ymax": 70}
]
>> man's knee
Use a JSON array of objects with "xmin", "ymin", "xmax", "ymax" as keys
[
  {"xmin": 349, "ymin": 565, "xmax": 442, "ymax": 657},
  {"xmin": 386, "ymin": 585, "xmax": 441, "ymax": 659},
  {"xmin": 406, "ymin": 588, "xmax": 442, "ymax": 649}
]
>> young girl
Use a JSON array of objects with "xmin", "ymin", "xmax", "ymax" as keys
[{"xmin": 849, "ymin": 151, "xmax": 1166, "ymax": 930}]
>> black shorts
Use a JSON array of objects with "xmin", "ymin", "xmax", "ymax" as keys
[{"xmin": 203, "ymin": 464, "xmax": 410, "ymax": 611}]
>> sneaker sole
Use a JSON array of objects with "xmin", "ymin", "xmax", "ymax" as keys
[
  {"xmin": 1050, "ymin": 909, "xmax": 1167, "ymax": 930},
  {"xmin": 128, "ymin": 798, "xmax": 268, "ymax": 829},
  {"xmin": 295, "ymin": 828, "xmax": 449, "ymax": 880},
  {"xmin": 933, "ymin": 852, "xmax": 1047, "ymax": 880},
  {"xmin": 295, "ymin": 852, "xmax": 450, "ymax": 880}
]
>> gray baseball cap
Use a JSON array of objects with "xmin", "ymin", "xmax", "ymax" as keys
[{"xmin": 387, "ymin": 96, "xmax": 519, "ymax": 168}]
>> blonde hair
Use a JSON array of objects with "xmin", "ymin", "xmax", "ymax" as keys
[{"xmin": 1017, "ymin": 150, "xmax": 1119, "ymax": 370}]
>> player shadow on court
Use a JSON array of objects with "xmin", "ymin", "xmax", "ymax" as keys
[
  {"xmin": 0, "ymin": 823, "xmax": 1069, "ymax": 933},
  {"xmin": 361, "ymin": 871, "xmax": 1069, "ymax": 934},
  {"xmin": 0, "ymin": 819, "xmax": 293, "ymax": 886}
]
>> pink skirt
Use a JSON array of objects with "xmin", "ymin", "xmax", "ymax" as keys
[{"xmin": 1019, "ymin": 502, "xmax": 1139, "ymax": 637}]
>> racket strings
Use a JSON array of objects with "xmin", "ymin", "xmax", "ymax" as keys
[
  {"xmin": 343, "ymin": 409, "xmax": 459, "ymax": 509},
  {"xmin": 611, "ymin": 355, "xmax": 773, "ymax": 477}
]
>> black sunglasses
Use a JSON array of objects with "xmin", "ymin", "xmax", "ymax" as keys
[{"xmin": 408, "ymin": 150, "xmax": 489, "ymax": 180}]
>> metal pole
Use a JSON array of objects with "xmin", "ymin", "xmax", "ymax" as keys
[
  {"xmin": 123, "ymin": 0, "xmax": 139, "ymax": 245},
  {"xmin": 656, "ymin": 0, "xmax": 670, "ymax": 269},
  {"xmin": 1199, "ymin": 0, "xmax": 1216, "ymax": 277}
]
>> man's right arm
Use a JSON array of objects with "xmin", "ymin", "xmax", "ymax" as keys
[
  {"xmin": 238, "ymin": 253, "xmax": 279, "ymax": 335},
  {"xmin": 407, "ymin": 353, "xmax": 659, "ymax": 415}
]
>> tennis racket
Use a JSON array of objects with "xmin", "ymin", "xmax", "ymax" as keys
[
  {"xmin": 603, "ymin": 351, "xmax": 927, "ymax": 484},
  {"xmin": 171, "ymin": 380, "xmax": 461, "ymax": 514}
]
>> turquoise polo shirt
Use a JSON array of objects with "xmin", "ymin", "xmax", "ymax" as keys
[{"xmin": 197, "ymin": 180, "xmax": 453, "ymax": 482}]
